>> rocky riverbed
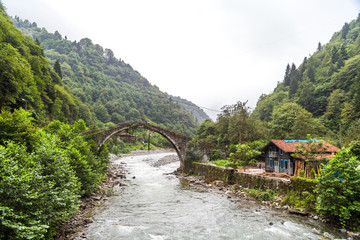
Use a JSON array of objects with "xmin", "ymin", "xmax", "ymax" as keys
[
  {"xmin": 55, "ymin": 150, "xmax": 359, "ymax": 239},
  {"xmin": 176, "ymin": 173, "xmax": 360, "ymax": 239}
]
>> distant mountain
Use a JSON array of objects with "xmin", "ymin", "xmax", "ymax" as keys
[
  {"xmin": 12, "ymin": 16, "xmax": 209, "ymax": 135},
  {"xmin": 253, "ymin": 12, "xmax": 360, "ymax": 144},
  {"xmin": 170, "ymin": 96, "xmax": 210, "ymax": 124}
]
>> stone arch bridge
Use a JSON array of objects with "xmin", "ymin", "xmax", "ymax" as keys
[{"xmin": 88, "ymin": 122, "xmax": 192, "ymax": 170}]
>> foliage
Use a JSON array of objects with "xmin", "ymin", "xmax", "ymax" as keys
[
  {"xmin": 292, "ymin": 138, "xmax": 330, "ymax": 176},
  {"xmin": 44, "ymin": 120, "xmax": 109, "ymax": 196},
  {"xmin": 253, "ymin": 14, "xmax": 360, "ymax": 144},
  {"xmin": 0, "ymin": 109, "xmax": 109, "ymax": 238},
  {"xmin": 211, "ymin": 159, "xmax": 238, "ymax": 168},
  {"xmin": 282, "ymin": 190, "xmax": 316, "ymax": 212},
  {"xmin": 246, "ymin": 189, "xmax": 277, "ymax": 202},
  {"xmin": 0, "ymin": 108, "xmax": 36, "ymax": 149},
  {"xmin": 0, "ymin": 7, "xmax": 92, "ymax": 124},
  {"xmin": 228, "ymin": 143, "xmax": 262, "ymax": 167},
  {"xmin": 216, "ymin": 101, "xmax": 267, "ymax": 145},
  {"xmin": 269, "ymin": 103, "xmax": 326, "ymax": 139},
  {"xmin": 282, "ymin": 176, "xmax": 318, "ymax": 211},
  {"xmin": 316, "ymin": 148, "xmax": 360, "ymax": 229},
  {"xmin": 208, "ymin": 149, "xmax": 223, "ymax": 161},
  {"xmin": 186, "ymin": 139, "xmax": 204, "ymax": 162},
  {"xmin": 0, "ymin": 138, "xmax": 80, "ymax": 239},
  {"xmin": 12, "ymin": 16, "xmax": 203, "ymax": 135}
]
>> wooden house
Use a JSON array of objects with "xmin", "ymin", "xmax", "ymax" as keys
[{"xmin": 262, "ymin": 140, "xmax": 340, "ymax": 176}]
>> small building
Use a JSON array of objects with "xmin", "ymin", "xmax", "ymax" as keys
[
  {"xmin": 116, "ymin": 132, "xmax": 143, "ymax": 144},
  {"xmin": 262, "ymin": 140, "xmax": 340, "ymax": 176}
]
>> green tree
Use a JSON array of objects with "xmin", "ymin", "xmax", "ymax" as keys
[
  {"xmin": 54, "ymin": 59, "xmax": 62, "ymax": 79},
  {"xmin": 283, "ymin": 63, "xmax": 291, "ymax": 86},
  {"xmin": 341, "ymin": 22, "xmax": 350, "ymax": 39},
  {"xmin": 228, "ymin": 143, "xmax": 261, "ymax": 167},
  {"xmin": 316, "ymin": 148, "xmax": 360, "ymax": 229},
  {"xmin": 270, "ymin": 103, "xmax": 325, "ymax": 139},
  {"xmin": 0, "ymin": 43, "xmax": 33, "ymax": 107}
]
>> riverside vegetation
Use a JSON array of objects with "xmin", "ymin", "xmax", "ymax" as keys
[
  {"xmin": 1, "ymin": 0, "xmax": 360, "ymax": 237},
  {"xmin": 0, "ymin": 2, "xmax": 200, "ymax": 239},
  {"xmin": 189, "ymin": 11, "xmax": 360, "ymax": 231}
]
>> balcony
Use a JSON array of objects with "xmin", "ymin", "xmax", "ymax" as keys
[{"xmin": 269, "ymin": 151, "xmax": 278, "ymax": 158}]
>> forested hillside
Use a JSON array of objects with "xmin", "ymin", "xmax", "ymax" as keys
[
  {"xmin": 12, "ymin": 17, "xmax": 209, "ymax": 135},
  {"xmin": 0, "ymin": 3, "xmax": 111, "ymax": 238},
  {"xmin": 253, "ymin": 13, "xmax": 360, "ymax": 146},
  {"xmin": 0, "ymin": 4, "xmax": 91, "ymax": 124}
]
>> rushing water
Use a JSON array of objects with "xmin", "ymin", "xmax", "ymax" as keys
[{"xmin": 82, "ymin": 152, "xmax": 347, "ymax": 240}]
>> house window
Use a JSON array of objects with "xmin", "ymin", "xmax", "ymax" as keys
[
  {"xmin": 284, "ymin": 159, "xmax": 288, "ymax": 170},
  {"xmin": 280, "ymin": 149, "xmax": 283, "ymax": 155},
  {"xmin": 280, "ymin": 159, "xmax": 284, "ymax": 169},
  {"xmin": 269, "ymin": 158, "xmax": 273, "ymax": 168}
]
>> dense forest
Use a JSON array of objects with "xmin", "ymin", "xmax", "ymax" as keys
[
  {"xmin": 0, "ymin": 3, "xmax": 110, "ymax": 238},
  {"xmin": 253, "ymin": 12, "xmax": 360, "ymax": 147},
  {"xmin": 0, "ymin": 3, "xmax": 90, "ymax": 125},
  {"xmin": 11, "ymin": 16, "xmax": 209, "ymax": 136},
  {"xmin": 0, "ymin": 2, "xmax": 211, "ymax": 236}
]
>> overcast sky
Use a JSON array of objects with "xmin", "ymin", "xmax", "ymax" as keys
[{"xmin": 3, "ymin": 0, "xmax": 360, "ymax": 120}]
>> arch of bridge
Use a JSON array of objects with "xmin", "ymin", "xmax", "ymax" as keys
[{"xmin": 98, "ymin": 122, "xmax": 191, "ymax": 169}]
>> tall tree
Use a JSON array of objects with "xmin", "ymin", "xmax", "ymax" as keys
[
  {"xmin": 283, "ymin": 63, "xmax": 291, "ymax": 86},
  {"xmin": 54, "ymin": 59, "xmax": 62, "ymax": 79},
  {"xmin": 289, "ymin": 63, "xmax": 300, "ymax": 98},
  {"xmin": 341, "ymin": 22, "xmax": 350, "ymax": 39},
  {"xmin": 317, "ymin": 42, "xmax": 322, "ymax": 52}
]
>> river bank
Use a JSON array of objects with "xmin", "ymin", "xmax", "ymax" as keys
[
  {"xmin": 177, "ymin": 171, "xmax": 360, "ymax": 239},
  {"xmin": 56, "ymin": 150, "xmax": 358, "ymax": 239},
  {"xmin": 54, "ymin": 149, "xmax": 176, "ymax": 239}
]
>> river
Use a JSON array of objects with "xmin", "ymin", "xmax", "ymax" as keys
[{"xmin": 81, "ymin": 152, "xmax": 347, "ymax": 240}]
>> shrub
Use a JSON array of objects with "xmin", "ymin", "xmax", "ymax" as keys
[
  {"xmin": 208, "ymin": 149, "xmax": 223, "ymax": 161},
  {"xmin": 211, "ymin": 159, "xmax": 238, "ymax": 168},
  {"xmin": 316, "ymin": 149, "xmax": 360, "ymax": 229},
  {"xmin": 246, "ymin": 189, "xmax": 277, "ymax": 202}
]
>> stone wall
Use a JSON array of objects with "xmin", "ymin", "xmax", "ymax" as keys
[
  {"xmin": 189, "ymin": 162, "xmax": 235, "ymax": 184},
  {"xmin": 233, "ymin": 171, "xmax": 290, "ymax": 194},
  {"xmin": 188, "ymin": 162, "xmax": 290, "ymax": 193}
]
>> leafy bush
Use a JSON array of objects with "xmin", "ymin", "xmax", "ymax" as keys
[
  {"xmin": 246, "ymin": 189, "xmax": 277, "ymax": 202},
  {"xmin": 282, "ymin": 190, "xmax": 316, "ymax": 212},
  {"xmin": 0, "ymin": 110, "xmax": 109, "ymax": 238},
  {"xmin": 208, "ymin": 149, "xmax": 223, "ymax": 161},
  {"xmin": 228, "ymin": 143, "xmax": 261, "ymax": 166},
  {"xmin": 316, "ymin": 149, "xmax": 360, "ymax": 229},
  {"xmin": 211, "ymin": 159, "xmax": 238, "ymax": 168},
  {"xmin": 0, "ymin": 138, "xmax": 80, "ymax": 239}
]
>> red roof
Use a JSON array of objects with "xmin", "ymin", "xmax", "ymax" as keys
[{"xmin": 269, "ymin": 140, "xmax": 340, "ymax": 153}]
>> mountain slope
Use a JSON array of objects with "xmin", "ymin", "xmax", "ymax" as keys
[
  {"xmin": 0, "ymin": 5, "xmax": 92, "ymax": 123},
  {"xmin": 13, "ymin": 16, "xmax": 209, "ymax": 135},
  {"xmin": 253, "ymin": 13, "xmax": 360, "ymax": 144}
]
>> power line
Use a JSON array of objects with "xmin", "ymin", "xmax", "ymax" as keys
[{"xmin": 116, "ymin": 81, "xmax": 222, "ymax": 113}]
